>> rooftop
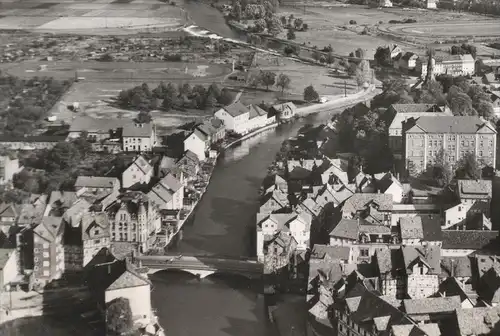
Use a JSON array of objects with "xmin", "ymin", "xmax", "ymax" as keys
[
  {"xmin": 399, "ymin": 216, "xmax": 442, "ymax": 242},
  {"xmin": 69, "ymin": 116, "xmax": 128, "ymax": 133},
  {"xmin": 342, "ymin": 193, "xmax": 393, "ymax": 214},
  {"xmin": 122, "ymin": 122, "xmax": 153, "ymax": 138},
  {"xmin": 442, "ymin": 230, "xmax": 499, "ymax": 250},
  {"xmin": 402, "ymin": 296, "xmax": 461, "ymax": 315},
  {"xmin": 329, "ymin": 218, "xmax": 359, "ymax": 240},
  {"xmin": 457, "ymin": 179, "xmax": 492, "ymax": 199},
  {"xmin": 390, "ymin": 104, "xmax": 441, "ymax": 114},
  {"xmin": 221, "ymin": 101, "xmax": 249, "ymax": 117},
  {"xmin": 455, "ymin": 306, "xmax": 500, "ymax": 335},
  {"xmin": 75, "ymin": 176, "xmax": 119, "ymax": 189},
  {"xmin": 407, "ymin": 116, "xmax": 496, "ymax": 134},
  {"xmin": 310, "ymin": 244, "xmax": 351, "ymax": 261},
  {"xmin": 0, "ymin": 248, "xmax": 15, "ymax": 270}
]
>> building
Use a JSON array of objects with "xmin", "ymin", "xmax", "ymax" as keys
[
  {"xmin": 402, "ymin": 296, "xmax": 461, "ymax": 323},
  {"xmin": 418, "ymin": 54, "xmax": 475, "ymax": 78},
  {"xmin": 483, "ymin": 72, "xmax": 500, "ymax": 89},
  {"xmin": 74, "ymin": 176, "xmax": 121, "ymax": 194},
  {"xmin": 85, "ymin": 248, "xmax": 152, "ymax": 324},
  {"xmin": 122, "ymin": 155, "xmax": 154, "ymax": 189},
  {"xmin": 375, "ymin": 245, "xmax": 441, "ymax": 299},
  {"xmin": 195, "ymin": 117, "xmax": 226, "ymax": 145},
  {"xmin": 395, "ymin": 52, "xmax": 419, "ymax": 71},
  {"xmin": 259, "ymin": 189, "xmax": 289, "ymax": 214},
  {"xmin": 147, "ymin": 173, "xmax": 184, "ymax": 211},
  {"xmin": 376, "ymin": 173, "xmax": 405, "ymax": 203},
  {"xmin": 491, "ymin": 91, "xmax": 500, "ymax": 116},
  {"xmin": 399, "ymin": 216, "xmax": 442, "ymax": 246},
  {"xmin": 247, "ymin": 104, "xmax": 275, "ymax": 131},
  {"xmin": 391, "ymin": 203, "xmax": 441, "ymax": 227},
  {"xmin": 453, "ymin": 305, "xmax": 500, "ymax": 335},
  {"xmin": 263, "ymin": 231, "xmax": 298, "ymax": 276},
  {"xmin": 334, "ymin": 283, "xmax": 432, "ymax": 336},
  {"xmin": 122, "ymin": 122, "xmax": 156, "ymax": 152},
  {"xmin": 427, "ymin": 0, "xmax": 437, "ymax": 9},
  {"xmin": 390, "ymin": 45, "xmax": 403, "ymax": 60},
  {"xmin": 183, "ymin": 129, "xmax": 207, "ymax": 162},
  {"xmin": 0, "ymin": 203, "xmax": 18, "ymax": 237},
  {"xmin": 437, "ymin": 277, "xmax": 475, "ymax": 308},
  {"xmin": 64, "ymin": 212, "xmax": 111, "ymax": 271},
  {"xmin": 0, "ymin": 155, "xmax": 22, "ymax": 186},
  {"xmin": 68, "ymin": 116, "xmax": 127, "ymax": 141},
  {"xmin": 404, "ymin": 116, "xmax": 497, "ymax": 174},
  {"xmin": 106, "ymin": 191, "xmax": 161, "ymax": 253},
  {"xmin": 441, "ymin": 230, "xmax": 499, "ymax": 257},
  {"xmin": 214, "ymin": 101, "xmax": 250, "ymax": 135},
  {"xmin": 256, "ymin": 212, "xmax": 312, "ymax": 262},
  {"xmin": 271, "ymin": 102, "xmax": 297, "ymax": 122},
  {"xmin": 0, "ymin": 248, "xmax": 19, "ymax": 289},
  {"xmin": 175, "ymin": 150, "xmax": 200, "ymax": 182},
  {"xmin": 33, "ymin": 217, "xmax": 65, "ymax": 285},
  {"xmin": 387, "ymin": 103, "xmax": 448, "ymax": 156},
  {"xmin": 341, "ymin": 193, "xmax": 393, "ymax": 224},
  {"xmin": 379, "ymin": 0, "xmax": 393, "ymax": 7}
]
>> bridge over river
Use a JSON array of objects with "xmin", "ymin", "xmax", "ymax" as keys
[{"xmin": 136, "ymin": 254, "xmax": 263, "ymax": 279}]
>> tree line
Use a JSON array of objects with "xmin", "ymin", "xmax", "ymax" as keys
[{"xmin": 116, "ymin": 82, "xmax": 234, "ymax": 112}]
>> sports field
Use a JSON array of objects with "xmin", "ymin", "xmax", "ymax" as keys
[{"xmin": 0, "ymin": 0, "xmax": 187, "ymax": 33}]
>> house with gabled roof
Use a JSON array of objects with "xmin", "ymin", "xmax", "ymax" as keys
[
  {"xmin": 263, "ymin": 231, "xmax": 297, "ymax": 275},
  {"xmin": 395, "ymin": 52, "xmax": 419, "ymax": 71},
  {"xmin": 122, "ymin": 122, "xmax": 156, "ymax": 153},
  {"xmin": 399, "ymin": 216, "xmax": 442, "ymax": 246},
  {"xmin": 260, "ymin": 189, "xmax": 289, "ymax": 214},
  {"xmin": 437, "ymin": 277, "xmax": 475, "ymax": 309},
  {"xmin": 402, "ymin": 296, "xmax": 462, "ymax": 323},
  {"xmin": 175, "ymin": 150, "xmax": 200, "ymax": 181},
  {"xmin": 261, "ymin": 173, "xmax": 288, "ymax": 195},
  {"xmin": 32, "ymin": 216, "xmax": 65, "ymax": 285},
  {"xmin": 214, "ymin": 101, "xmax": 250, "ymax": 135},
  {"xmin": 342, "ymin": 193, "xmax": 393, "ymax": 224},
  {"xmin": 452, "ymin": 305, "xmax": 500, "ymax": 335},
  {"xmin": 147, "ymin": 173, "xmax": 184, "ymax": 211},
  {"xmin": 441, "ymin": 230, "xmax": 499, "ymax": 257},
  {"xmin": 85, "ymin": 247, "xmax": 152, "ymax": 324},
  {"xmin": 247, "ymin": 104, "xmax": 274, "ymax": 131},
  {"xmin": 375, "ymin": 245, "xmax": 441, "ymax": 299},
  {"xmin": 271, "ymin": 102, "xmax": 297, "ymax": 121},
  {"xmin": 74, "ymin": 176, "xmax": 120, "ymax": 194},
  {"xmin": 256, "ymin": 212, "xmax": 312, "ymax": 261},
  {"xmin": 122, "ymin": 155, "xmax": 154, "ymax": 189},
  {"xmin": 195, "ymin": 117, "xmax": 226, "ymax": 145},
  {"xmin": 0, "ymin": 203, "xmax": 18, "ymax": 235},
  {"xmin": 183, "ymin": 129, "xmax": 207, "ymax": 162}
]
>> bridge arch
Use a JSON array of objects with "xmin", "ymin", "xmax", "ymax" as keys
[{"xmin": 146, "ymin": 267, "xmax": 260, "ymax": 280}]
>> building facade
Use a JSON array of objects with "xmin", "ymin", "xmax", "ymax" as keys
[
  {"xmin": 214, "ymin": 101, "xmax": 250, "ymax": 135},
  {"xmin": 405, "ymin": 116, "xmax": 497, "ymax": 174},
  {"xmin": 122, "ymin": 123, "xmax": 156, "ymax": 152},
  {"xmin": 33, "ymin": 217, "xmax": 65, "ymax": 285},
  {"xmin": 121, "ymin": 155, "xmax": 154, "ymax": 189}
]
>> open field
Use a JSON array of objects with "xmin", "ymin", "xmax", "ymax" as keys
[
  {"xmin": 234, "ymin": 53, "xmax": 359, "ymax": 97},
  {"xmin": 2, "ymin": 61, "xmax": 231, "ymax": 81},
  {"xmin": 278, "ymin": 4, "xmax": 500, "ymax": 58},
  {"xmin": 0, "ymin": 0, "xmax": 187, "ymax": 33}
]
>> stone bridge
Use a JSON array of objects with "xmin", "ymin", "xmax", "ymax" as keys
[{"xmin": 135, "ymin": 254, "xmax": 263, "ymax": 279}]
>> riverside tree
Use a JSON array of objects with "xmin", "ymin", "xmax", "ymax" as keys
[
  {"xmin": 276, "ymin": 73, "xmax": 291, "ymax": 94},
  {"xmin": 304, "ymin": 85, "xmax": 319, "ymax": 102}
]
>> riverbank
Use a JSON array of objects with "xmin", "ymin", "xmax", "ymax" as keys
[{"xmin": 224, "ymin": 122, "xmax": 279, "ymax": 150}]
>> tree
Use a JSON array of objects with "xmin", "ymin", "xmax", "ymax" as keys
[
  {"xmin": 287, "ymin": 28, "xmax": 296, "ymax": 40},
  {"xmin": 179, "ymin": 83, "xmax": 192, "ymax": 97},
  {"xmin": 312, "ymin": 50, "xmax": 322, "ymax": 62},
  {"xmin": 456, "ymin": 152, "xmax": 482, "ymax": 179},
  {"xmin": 136, "ymin": 111, "xmax": 152, "ymax": 123},
  {"xmin": 219, "ymin": 88, "xmax": 234, "ymax": 105},
  {"xmin": 207, "ymin": 83, "xmax": 222, "ymax": 101},
  {"xmin": 476, "ymin": 100, "xmax": 495, "ymax": 121},
  {"xmin": 374, "ymin": 46, "xmax": 391, "ymax": 66},
  {"xmin": 280, "ymin": 15, "xmax": 287, "ymax": 26},
  {"xmin": 304, "ymin": 85, "xmax": 319, "ymax": 102},
  {"xmin": 355, "ymin": 68, "xmax": 366, "ymax": 88},
  {"xmin": 355, "ymin": 48, "xmax": 365, "ymax": 59},
  {"xmin": 162, "ymin": 94, "xmax": 175, "ymax": 111},
  {"xmin": 259, "ymin": 71, "xmax": 277, "ymax": 91},
  {"xmin": 205, "ymin": 93, "xmax": 218, "ymax": 109},
  {"xmin": 326, "ymin": 52, "xmax": 335, "ymax": 65},
  {"xmin": 44, "ymin": 142, "xmax": 81, "ymax": 172},
  {"xmin": 294, "ymin": 18, "xmax": 303, "ymax": 30},
  {"xmin": 106, "ymin": 297, "xmax": 133, "ymax": 336},
  {"xmin": 448, "ymin": 86, "xmax": 475, "ymax": 116},
  {"xmin": 153, "ymin": 81, "xmax": 168, "ymax": 99},
  {"xmin": 302, "ymin": 23, "xmax": 308, "ymax": 31},
  {"xmin": 276, "ymin": 73, "xmax": 291, "ymax": 94},
  {"xmin": 347, "ymin": 62, "xmax": 358, "ymax": 76},
  {"xmin": 231, "ymin": 0, "xmax": 242, "ymax": 20},
  {"xmin": 427, "ymin": 149, "xmax": 453, "ymax": 187},
  {"xmin": 247, "ymin": 73, "xmax": 261, "ymax": 89},
  {"xmin": 424, "ymin": 48, "xmax": 435, "ymax": 86},
  {"xmin": 254, "ymin": 18, "xmax": 266, "ymax": 32},
  {"xmin": 266, "ymin": 15, "xmax": 283, "ymax": 36}
]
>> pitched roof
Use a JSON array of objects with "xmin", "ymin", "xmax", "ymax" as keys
[
  {"xmin": 222, "ymin": 101, "xmax": 249, "ymax": 117},
  {"xmin": 256, "ymin": 212, "xmax": 312, "ymax": 231},
  {"xmin": 399, "ymin": 216, "xmax": 442, "ymax": 242},
  {"xmin": 75, "ymin": 176, "xmax": 119, "ymax": 189},
  {"xmin": 402, "ymin": 296, "xmax": 461, "ymax": 315},
  {"xmin": 310, "ymin": 244, "xmax": 351, "ymax": 261},
  {"xmin": 457, "ymin": 179, "xmax": 492, "ymax": 199},
  {"xmin": 196, "ymin": 117, "xmax": 225, "ymax": 137},
  {"xmin": 440, "ymin": 256, "xmax": 473, "ymax": 278},
  {"xmin": 129, "ymin": 155, "xmax": 153, "ymax": 175},
  {"xmin": 107, "ymin": 264, "xmax": 151, "ymax": 290},
  {"xmin": 401, "ymin": 52, "xmax": 417, "ymax": 61},
  {"xmin": 401, "ymin": 245, "xmax": 441, "ymax": 275},
  {"xmin": 248, "ymin": 104, "xmax": 268, "ymax": 119},
  {"xmin": 390, "ymin": 104, "xmax": 440, "ymax": 114},
  {"xmin": 407, "ymin": 116, "xmax": 496, "ymax": 134},
  {"xmin": 69, "ymin": 116, "xmax": 128, "ymax": 133},
  {"xmin": 147, "ymin": 173, "xmax": 182, "ymax": 208},
  {"xmin": 0, "ymin": 248, "xmax": 15, "ymax": 270},
  {"xmin": 34, "ymin": 216, "xmax": 64, "ymax": 242},
  {"xmin": 438, "ymin": 277, "xmax": 473, "ymax": 303},
  {"xmin": 342, "ymin": 193, "xmax": 393, "ymax": 214},
  {"xmin": 82, "ymin": 212, "xmax": 110, "ymax": 241},
  {"xmin": 455, "ymin": 306, "xmax": 500, "ymax": 335},
  {"xmin": 122, "ymin": 122, "xmax": 153, "ymax": 137},
  {"xmin": 272, "ymin": 102, "xmax": 297, "ymax": 113},
  {"xmin": 0, "ymin": 203, "xmax": 17, "ymax": 219},
  {"xmin": 329, "ymin": 218, "xmax": 359, "ymax": 240},
  {"xmin": 442, "ymin": 230, "xmax": 499, "ymax": 250}
]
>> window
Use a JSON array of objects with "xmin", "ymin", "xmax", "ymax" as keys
[
  {"xmin": 479, "ymin": 151, "xmax": 483, "ymax": 157},
  {"xmin": 34, "ymin": 248, "xmax": 39, "ymax": 253},
  {"xmin": 43, "ymin": 270, "xmax": 50, "ymax": 277},
  {"xmin": 43, "ymin": 261, "xmax": 49, "ymax": 267},
  {"xmin": 94, "ymin": 239, "xmax": 101, "ymax": 244}
]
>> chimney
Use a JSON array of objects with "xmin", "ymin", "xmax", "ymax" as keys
[{"xmin": 108, "ymin": 264, "xmax": 111, "ymax": 274}]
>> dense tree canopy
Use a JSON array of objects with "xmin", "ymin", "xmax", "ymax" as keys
[{"xmin": 106, "ymin": 297, "xmax": 133, "ymax": 336}]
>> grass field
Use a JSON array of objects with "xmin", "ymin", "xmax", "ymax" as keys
[
  {"xmin": 278, "ymin": 4, "xmax": 500, "ymax": 58},
  {"xmin": 0, "ymin": 0, "xmax": 187, "ymax": 32}
]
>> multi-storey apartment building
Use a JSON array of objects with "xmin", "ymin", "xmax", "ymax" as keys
[
  {"xmin": 404, "ymin": 116, "xmax": 497, "ymax": 174},
  {"xmin": 106, "ymin": 191, "xmax": 161, "ymax": 253},
  {"xmin": 33, "ymin": 217, "xmax": 65, "ymax": 285},
  {"xmin": 418, "ymin": 54, "xmax": 475, "ymax": 78}
]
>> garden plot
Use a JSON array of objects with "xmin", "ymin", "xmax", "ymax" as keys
[{"xmin": 35, "ymin": 16, "xmax": 180, "ymax": 30}]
